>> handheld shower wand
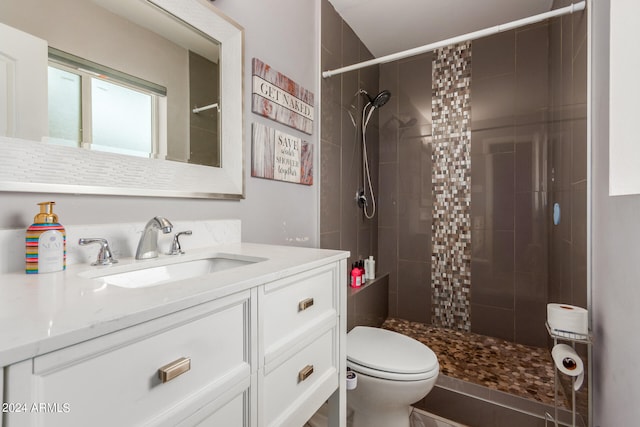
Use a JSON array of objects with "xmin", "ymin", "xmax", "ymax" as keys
[{"xmin": 358, "ymin": 90, "xmax": 391, "ymax": 219}]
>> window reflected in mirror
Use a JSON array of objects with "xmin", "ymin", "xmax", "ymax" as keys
[
  {"xmin": 48, "ymin": 56, "xmax": 160, "ymax": 159},
  {"xmin": 2, "ymin": 0, "xmax": 222, "ymax": 168}
]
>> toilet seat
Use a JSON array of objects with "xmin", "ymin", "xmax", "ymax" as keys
[{"xmin": 347, "ymin": 326, "xmax": 439, "ymax": 381}]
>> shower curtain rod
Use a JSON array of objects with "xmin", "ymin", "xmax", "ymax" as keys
[{"xmin": 322, "ymin": 1, "xmax": 585, "ymax": 78}]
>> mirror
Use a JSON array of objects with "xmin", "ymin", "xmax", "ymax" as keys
[{"xmin": 0, "ymin": 0, "xmax": 244, "ymax": 199}]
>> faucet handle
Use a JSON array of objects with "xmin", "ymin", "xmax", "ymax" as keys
[
  {"xmin": 168, "ymin": 231, "xmax": 192, "ymax": 255},
  {"xmin": 78, "ymin": 238, "xmax": 118, "ymax": 266}
]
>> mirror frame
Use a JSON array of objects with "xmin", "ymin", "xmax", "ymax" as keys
[{"xmin": 0, "ymin": 0, "xmax": 245, "ymax": 199}]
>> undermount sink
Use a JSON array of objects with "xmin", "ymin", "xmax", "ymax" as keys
[{"xmin": 85, "ymin": 255, "xmax": 264, "ymax": 289}]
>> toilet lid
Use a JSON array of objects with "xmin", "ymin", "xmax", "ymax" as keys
[{"xmin": 347, "ymin": 326, "xmax": 438, "ymax": 378}]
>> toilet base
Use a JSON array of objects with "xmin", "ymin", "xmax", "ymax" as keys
[{"xmin": 347, "ymin": 370, "xmax": 437, "ymax": 427}]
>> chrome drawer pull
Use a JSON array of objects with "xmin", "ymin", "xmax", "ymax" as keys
[
  {"xmin": 158, "ymin": 357, "xmax": 191, "ymax": 383},
  {"xmin": 298, "ymin": 364, "xmax": 314, "ymax": 382},
  {"xmin": 298, "ymin": 297, "xmax": 314, "ymax": 312}
]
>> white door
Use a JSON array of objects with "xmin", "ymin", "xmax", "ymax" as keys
[{"xmin": 0, "ymin": 22, "xmax": 48, "ymax": 140}]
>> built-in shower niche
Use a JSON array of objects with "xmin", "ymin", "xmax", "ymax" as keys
[{"xmin": 347, "ymin": 273, "xmax": 389, "ymax": 331}]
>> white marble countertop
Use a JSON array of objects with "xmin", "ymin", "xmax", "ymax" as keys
[{"xmin": 0, "ymin": 242, "xmax": 348, "ymax": 367}]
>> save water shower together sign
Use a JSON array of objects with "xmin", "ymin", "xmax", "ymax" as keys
[{"xmin": 251, "ymin": 123, "xmax": 313, "ymax": 185}]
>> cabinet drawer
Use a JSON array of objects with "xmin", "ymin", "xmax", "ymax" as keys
[
  {"xmin": 25, "ymin": 293, "xmax": 250, "ymax": 427},
  {"xmin": 262, "ymin": 264, "xmax": 337, "ymax": 358},
  {"xmin": 262, "ymin": 327, "xmax": 337, "ymax": 427}
]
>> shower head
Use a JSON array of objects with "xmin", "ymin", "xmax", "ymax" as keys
[
  {"xmin": 358, "ymin": 89, "xmax": 392, "ymax": 109},
  {"xmin": 371, "ymin": 90, "xmax": 391, "ymax": 108}
]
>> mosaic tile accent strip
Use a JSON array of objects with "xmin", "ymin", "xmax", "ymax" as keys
[
  {"xmin": 382, "ymin": 318, "xmax": 569, "ymax": 408},
  {"xmin": 431, "ymin": 42, "xmax": 472, "ymax": 331}
]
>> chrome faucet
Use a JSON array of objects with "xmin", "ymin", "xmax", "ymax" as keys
[{"xmin": 135, "ymin": 217, "xmax": 173, "ymax": 260}]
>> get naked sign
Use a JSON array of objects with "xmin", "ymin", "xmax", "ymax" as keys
[
  {"xmin": 251, "ymin": 123, "xmax": 313, "ymax": 185},
  {"xmin": 252, "ymin": 58, "xmax": 314, "ymax": 135}
]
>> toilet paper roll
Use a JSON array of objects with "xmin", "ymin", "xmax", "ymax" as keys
[
  {"xmin": 346, "ymin": 370, "xmax": 357, "ymax": 390},
  {"xmin": 547, "ymin": 303, "xmax": 588, "ymax": 335},
  {"xmin": 552, "ymin": 344, "xmax": 584, "ymax": 391}
]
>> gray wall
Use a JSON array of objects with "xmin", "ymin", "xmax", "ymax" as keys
[
  {"xmin": 0, "ymin": 0, "xmax": 319, "ymax": 248},
  {"xmin": 591, "ymin": 0, "xmax": 640, "ymax": 424}
]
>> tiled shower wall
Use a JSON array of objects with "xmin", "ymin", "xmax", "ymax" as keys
[
  {"xmin": 470, "ymin": 24, "xmax": 552, "ymax": 346},
  {"xmin": 378, "ymin": 16, "xmax": 586, "ymax": 347},
  {"xmin": 320, "ymin": 0, "xmax": 379, "ymax": 269},
  {"xmin": 321, "ymin": 0, "xmax": 587, "ymax": 348},
  {"xmin": 378, "ymin": 53, "xmax": 433, "ymax": 322}
]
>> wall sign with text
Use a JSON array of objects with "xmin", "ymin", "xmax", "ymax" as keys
[
  {"xmin": 252, "ymin": 58, "xmax": 314, "ymax": 135},
  {"xmin": 251, "ymin": 123, "xmax": 313, "ymax": 185}
]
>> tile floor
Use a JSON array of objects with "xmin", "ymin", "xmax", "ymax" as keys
[{"xmin": 381, "ymin": 317, "xmax": 568, "ymax": 408}]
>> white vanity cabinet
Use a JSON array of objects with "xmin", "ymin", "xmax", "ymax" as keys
[
  {"xmin": 3, "ymin": 290, "xmax": 254, "ymax": 427},
  {"xmin": 259, "ymin": 262, "xmax": 343, "ymax": 427},
  {"xmin": 1, "ymin": 256, "xmax": 347, "ymax": 427}
]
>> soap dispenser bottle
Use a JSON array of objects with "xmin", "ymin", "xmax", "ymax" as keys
[{"xmin": 25, "ymin": 202, "xmax": 66, "ymax": 274}]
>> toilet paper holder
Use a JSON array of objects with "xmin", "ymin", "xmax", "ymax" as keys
[
  {"xmin": 545, "ymin": 322, "xmax": 591, "ymax": 343},
  {"xmin": 545, "ymin": 322, "xmax": 592, "ymax": 427}
]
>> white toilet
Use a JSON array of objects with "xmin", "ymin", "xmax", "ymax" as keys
[{"xmin": 347, "ymin": 326, "xmax": 439, "ymax": 427}]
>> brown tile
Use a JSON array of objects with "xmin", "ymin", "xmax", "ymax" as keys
[
  {"xmin": 378, "ymin": 163, "xmax": 398, "ymax": 227},
  {"xmin": 341, "ymin": 21, "xmax": 359, "ymax": 66},
  {"xmin": 515, "ymin": 25, "xmax": 549, "ymax": 120},
  {"xmin": 515, "ymin": 192, "xmax": 548, "ymax": 274},
  {"xmin": 494, "ymin": 230, "xmax": 515, "ymax": 274},
  {"xmin": 549, "ymin": 119, "xmax": 572, "ymax": 192},
  {"xmin": 471, "ymin": 73, "xmax": 516, "ymax": 131},
  {"xmin": 471, "ymin": 304, "xmax": 514, "ymax": 341},
  {"xmin": 320, "ymin": 231, "xmax": 340, "ymax": 250},
  {"xmin": 399, "ymin": 53, "xmax": 432, "ymax": 126},
  {"xmin": 399, "ymin": 195, "xmax": 431, "ymax": 261},
  {"xmin": 491, "ymin": 153, "xmax": 515, "ymax": 230},
  {"xmin": 560, "ymin": 14, "xmax": 573, "ymax": 107},
  {"xmin": 471, "ymin": 126, "xmax": 515, "ymax": 156},
  {"xmin": 472, "ymin": 31, "xmax": 515, "ymax": 81},
  {"xmin": 397, "ymin": 260, "xmax": 431, "ymax": 323},
  {"xmin": 351, "ymin": 274, "xmax": 389, "ymax": 328},
  {"xmin": 571, "ymin": 181, "xmax": 588, "ymax": 308},
  {"xmin": 320, "ymin": 0, "xmax": 341, "ymax": 56},
  {"xmin": 398, "ymin": 138, "xmax": 424, "ymax": 195},
  {"xmin": 573, "ymin": 9, "xmax": 588, "ymax": 51},
  {"xmin": 515, "ymin": 272, "xmax": 548, "ymax": 347},
  {"xmin": 572, "ymin": 42, "xmax": 587, "ymax": 106},
  {"xmin": 572, "ymin": 118, "xmax": 587, "ymax": 184},
  {"xmin": 320, "ymin": 140, "xmax": 341, "ymax": 234},
  {"xmin": 472, "ymin": 152, "xmax": 515, "ymax": 231},
  {"xmin": 379, "ymin": 62, "xmax": 399, "ymax": 163},
  {"xmin": 549, "ymin": 18, "xmax": 563, "ymax": 110},
  {"xmin": 516, "ymin": 124, "xmax": 548, "ymax": 192},
  {"xmin": 471, "ymin": 254, "xmax": 514, "ymax": 309},
  {"xmin": 357, "ymin": 226, "xmax": 371, "ymax": 262}
]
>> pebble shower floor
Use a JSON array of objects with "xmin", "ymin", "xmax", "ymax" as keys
[{"xmin": 382, "ymin": 318, "xmax": 570, "ymax": 408}]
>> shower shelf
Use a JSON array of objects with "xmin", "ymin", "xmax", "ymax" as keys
[
  {"xmin": 545, "ymin": 322, "xmax": 592, "ymax": 344},
  {"xmin": 545, "ymin": 322, "xmax": 591, "ymax": 427}
]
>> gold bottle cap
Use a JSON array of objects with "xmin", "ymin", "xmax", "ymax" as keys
[{"xmin": 34, "ymin": 201, "xmax": 59, "ymax": 224}]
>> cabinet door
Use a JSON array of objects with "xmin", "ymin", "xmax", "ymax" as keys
[
  {"xmin": 261, "ymin": 263, "xmax": 339, "ymax": 365},
  {"xmin": 4, "ymin": 291, "xmax": 252, "ymax": 427},
  {"xmin": 177, "ymin": 376, "xmax": 252, "ymax": 427},
  {"xmin": 261, "ymin": 327, "xmax": 338, "ymax": 427}
]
